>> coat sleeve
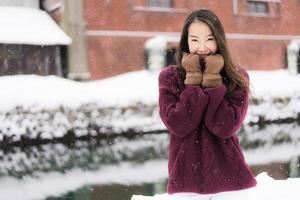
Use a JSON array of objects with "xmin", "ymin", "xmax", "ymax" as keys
[
  {"xmin": 158, "ymin": 67, "xmax": 209, "ymax": 138},
  {"xmin": 202, "ymin": 71, "xmax": 249, "ymax": 139}
]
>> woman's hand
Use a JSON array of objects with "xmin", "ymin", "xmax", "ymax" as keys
[
  {"xmin": 181, "ymin": 53, "xmax": 203, "ymax": 85},
  {"xmin": 202, "ymin": 54, "xmax": 224, "ymax": 88}
]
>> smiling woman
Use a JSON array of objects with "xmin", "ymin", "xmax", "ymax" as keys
[
  {"xmin": 187, "ymin": 21, "xmax": 217, "ymax": 56},
  {"xmin": 132, "ymin": 9, "xmax": 257, "ymax": 200}
]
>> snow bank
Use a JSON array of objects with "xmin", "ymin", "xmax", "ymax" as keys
[
  {"xmin": 0, "ymin": 6, "xmax": 71, "ymax": 45},
  {"xmin": 0, "ymin": 69, "xmax": 299, "ymax": 114},
  {"xmin": 0, "ymin": 71, "xmax": 157, "ymax": 112},
  {"xmin": 0, "ymin": 69, "xmax": 299, "ymax": 144},
  {"xmin": 0, "ymin": 69, "xmax": 299, "ymax": 112},
  {"xmin": 0, "ymin": 71, "xmax": 161, "ymax": 143},
  {"xmin": 131, "ymin": 173, "xmax": 300, "ymax": 200},
  {"xmin": 245, "ymin": 70, "xmax": 300, "ymax": 124}
]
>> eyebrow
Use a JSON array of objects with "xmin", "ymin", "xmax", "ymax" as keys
[{"xmin": 189, "ymin": 34, "xmax": 213, "ymax": 38}]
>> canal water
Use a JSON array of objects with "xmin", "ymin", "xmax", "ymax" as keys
[{"xmin": 0, "ymin": 123, "xmax": 299, "ymax": 200}]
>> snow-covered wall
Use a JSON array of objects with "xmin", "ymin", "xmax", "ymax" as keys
[{"xmin": 0, "ymin": 69, "xmax": 299, "ymax": 147}]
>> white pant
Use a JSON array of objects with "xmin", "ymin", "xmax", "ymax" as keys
[
  {"xmin": 170, "ymin": 190, "xmax": 251, "ymax": 200},
  {"xmin": 131, "ymin": 189, "xmax": 251, "ymax": 200}
]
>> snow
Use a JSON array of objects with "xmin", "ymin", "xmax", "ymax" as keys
[
  {"xmin": 145, "ymin": 36, "xmax": 167, "ymax": 51},
  {"xmin": 0, "ymin": 70, "xmax": 158, "ymax": 112},
  {"xmin": 0, "ymin": 6, "xmax": 71, "ymax": 45},
  {"xmin": 0, "ymin": 69, "xmax": 299, "ymax": 112},
  {"xmin": 132, "ymin": 172, "xmax": 300, "ymax": 200},
  {"xmin": 0, "ymin": 68, "xmax": 299, "ymax": 142},
  {"xmin": 244, "ymin": 70, "xmax": 300, "ymax": 124},
  {"xmin": 248, "ymin": 69, "xmax": 300, "ymax": 98},
  {"xmin": 244, "ymin": 142, "xmax": 300, "ymax": 165},
  {"xmin": 287, "ymin": 39, "xmax": 300, "ymax": 52}
]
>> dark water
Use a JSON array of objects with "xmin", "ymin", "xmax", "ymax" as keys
[
  {"xmin": 46, "ymin": 182, "xmax": 167, "ymax": 200},
  {"xmin": 0, "ymin": 133, "xmax": 169, "ymax": 200},
  {"xmin": 1, "ymin": 123, "xmax": 300, "ymax": 200},
  {"xmin": 44, "ymin": 161, "xmax": 300, "ymax": 200}
]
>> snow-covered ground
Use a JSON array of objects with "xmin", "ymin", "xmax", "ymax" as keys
[
  {"xmin": 0, "ymin": 68, "xmax": 299, "ymax": 112},
  {"xmin": 132, "ymin": 171, "xmax": 300, "ymax": 200},
  {"xmin": 240, "ymin": 123, "xmax": 300, "ymax": 163},
  {"xmin": 246, "ymin": 70, "xmax": 300, "ymax": 124},
  {"xmin": 0, "ymin": 68, "xmax": 299, "ymax": 143},
  {"xmin": 0, "ymin": 68, "xmax": 300, "ymax": 159},
  {"xmin": 0, "ymin": 70, "xmax": 157, "ymax": 112},
  {"xmin": 0, "ymin": 71, "xmax": 163, "ymax": 142},
  {"xmin": 0, "ymin": 68, "xmax": 299, "ymax": 156}
]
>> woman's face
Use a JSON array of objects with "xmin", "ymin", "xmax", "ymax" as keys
[{"xmin": 187, "ymin": 20, "xmax": 217, "ymax": 56}]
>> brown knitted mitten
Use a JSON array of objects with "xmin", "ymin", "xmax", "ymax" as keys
[
  {"xmin": 202, "ymin": 54, "xmax": 224, "ymax": 87},
  {"xmin": 182, "ymin": 53, "xmax": 203, "ymax": 85}
]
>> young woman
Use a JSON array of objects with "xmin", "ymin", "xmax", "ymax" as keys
[{"xmin": 158, "ymin": 9, "xmax": 257, "ymax": 198}]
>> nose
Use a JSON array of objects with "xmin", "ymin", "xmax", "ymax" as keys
[{"xmin": 196, "ymin": 42, "xmax": 208, "ymax": 53}]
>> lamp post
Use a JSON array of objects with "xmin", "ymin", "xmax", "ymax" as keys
[
  {"xmin": 145, "ymin": 36, "xmax": 167, "ymax": 71},
  {"xmin": 287, "ymin": 40, "xmax": 300, "ymax": 75}
]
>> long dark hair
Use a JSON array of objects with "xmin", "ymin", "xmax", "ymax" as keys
[{"xmin": 177, "ymin": 9, "xmax": 250, "ymax": 96}]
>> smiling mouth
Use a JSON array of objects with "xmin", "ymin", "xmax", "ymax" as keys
[
  {"xmin": 197, "ymin": 54, "xmax": 208, "ymax": 58},
  {"xmin": 197, "ymin": 52, "xmax": 213, "ymax": 57}
]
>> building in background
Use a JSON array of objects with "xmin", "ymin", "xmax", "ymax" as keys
[
  {"xmin": 83, "ymin": 0, "xmax": 300, "ymax": 79},
  {"xmin": 1, "ymin": 0, "xmax": 300, "ymax": 80},
  {"xmin": 0, "ymin": 4, "xmax": 71, "ymax": 77}
]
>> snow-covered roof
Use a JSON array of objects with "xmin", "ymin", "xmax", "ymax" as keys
[{"xmin": 0, "ymin": 6, "xmax": 71, "ymax": 45}]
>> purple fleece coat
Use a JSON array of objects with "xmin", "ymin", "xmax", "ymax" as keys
[{"xmin": 158, "ymin": 66, "xmax": 257, "ymax": 194}]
